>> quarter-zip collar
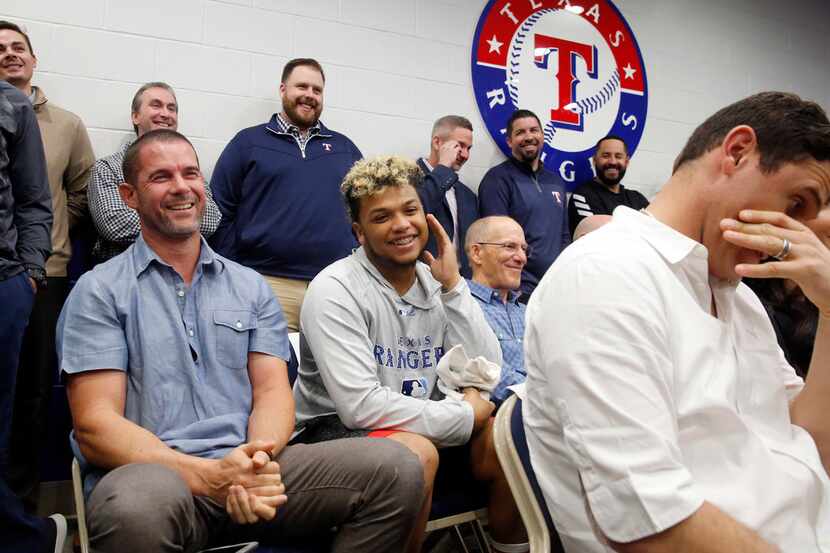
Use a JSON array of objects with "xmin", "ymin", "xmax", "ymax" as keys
[
  {"xmin": 508, "ymin": 155, "xmax": 543, "ymax": 192},
  {"xmin": 508, "ymin": 155, "xmax": 542, "ymax": 176},
  {"xmin": 264, "ymin": 113, "xmax": 333, "ymax": 158}
]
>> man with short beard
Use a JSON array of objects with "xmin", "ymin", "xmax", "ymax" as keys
[
  {"xmin": 567, "ymin": 134, "xmax": 649, "ymax": 235},
  {"xmin": 478, "ymin": 109, "xmax": 570, "ymax": 301},
  {"xmin": 210, "ymin": 58, "xmax": 362, "ymax": 332}
]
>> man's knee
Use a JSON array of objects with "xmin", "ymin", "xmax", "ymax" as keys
[
  {"xmin": 387, "ymin": 432, "xmax": 439, "ymax": 486},
  {"xmin": 87, "ymin": 463, "xmax": 193, "ymax": 537},
  {"xmin": 366, "ymin": 439, "xmax": 426, "ymax": 514}
]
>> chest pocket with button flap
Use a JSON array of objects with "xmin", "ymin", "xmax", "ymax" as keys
[{"xmin": 213, "ymin": 309, "xmax": 256, "ymax": 369}]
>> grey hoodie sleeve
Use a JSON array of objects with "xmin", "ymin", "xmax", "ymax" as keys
[
  {"xmin": 301, "ymin": 273, "xmax": 476, "ymax": 448},
  {"xmin": 441, "ymin": 278, "xmax": 503, "ymax": 367}
]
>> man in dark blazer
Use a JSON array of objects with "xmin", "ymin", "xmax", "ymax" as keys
[{"xmin": 417, "ymin": 115, "xmax": 479, "ymax": 278}]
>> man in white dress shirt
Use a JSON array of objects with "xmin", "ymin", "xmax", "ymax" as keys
[{"xmin": 524, "ymin": 91, "xmax": 830, "ymax": 552}]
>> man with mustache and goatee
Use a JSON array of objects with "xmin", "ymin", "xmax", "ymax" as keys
[
  {"xmin": 478, "ymin": 109, "xmax": 570, "ymax": 302},
  {"xmin": 210, "ymin": 58, "xmax": 362, "ymax": 332},
  {"xmin": 567, "ymin": 134, "xmax": 649, "ymax": 236}
]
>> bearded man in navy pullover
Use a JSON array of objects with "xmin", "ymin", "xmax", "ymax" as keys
[
  {"xmin": 478, "ymin": 109, "xmax": 570, "ymax": 301},
  {"xmin": 210, "ymin": 58, "xmax": 361, "ymax": 331}
]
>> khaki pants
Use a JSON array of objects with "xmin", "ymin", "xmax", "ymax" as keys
[{"xmin": 262, "ymin": 275, "xmax": 309, "ymax": 333}]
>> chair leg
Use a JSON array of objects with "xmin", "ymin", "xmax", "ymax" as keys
[
  {"xmin": 452, "ymin": 525, "xmax": 472, "ymax": 553},
  {"xmin": 71, "ymin": 459, "xmax": 90, "ymax": 553},
  {"xmin": 472, "ymin": 519, "xmax": 493, "ymax": 553}
]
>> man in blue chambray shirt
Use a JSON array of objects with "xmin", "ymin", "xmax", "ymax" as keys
[
  {"xmin": 465, "ymin": 216, "xmax": 528, "ymax": 406},
  {"xmin": 56, "ymin": 129, "xmax": 422, "ymax": 553}
]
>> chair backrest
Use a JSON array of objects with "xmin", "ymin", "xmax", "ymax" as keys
[
  {"xmin": 287, "ymin": 332, "xmax": 300, "ymax": 386},
  {"xmin": 493, "ymin": 395, "xmax": 565, "ymax": 553},
  {"xmin": 71, "ymin": 458, "xmax": 90, "ymax": 553}
]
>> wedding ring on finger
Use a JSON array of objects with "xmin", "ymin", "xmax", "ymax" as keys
[{"xmin": 772, "ymin": 238, "xmax": 791, "ymax": 261}]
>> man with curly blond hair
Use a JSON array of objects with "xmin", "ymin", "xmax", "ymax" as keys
[{"xmin": 293, "ymin": 156, "xmax": 527, "ymax": 553}]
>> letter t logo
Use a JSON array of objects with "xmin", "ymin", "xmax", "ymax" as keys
[{"xmin": 533, "ymin": 34, "xmax": 597, "ymax": 129}]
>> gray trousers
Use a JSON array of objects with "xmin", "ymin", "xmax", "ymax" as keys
[{"xmin": 85, "ymin": 438, "xmax": 424, "ymax": 553}]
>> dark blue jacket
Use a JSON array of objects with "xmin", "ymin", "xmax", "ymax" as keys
[
  {"xmin": 0, "ymin": 81, "xmax": 52, "ymax": 282},
  {"xmin": 478, "ymin": 157, "xmax": 570, "ymax": 296},
  {"xmin": 209, "ymin": 115, "xmax": 361, "ymax": 281},
  {"xmin": 416, "ymin": 158, "xmax": 479, "ymax": 278}
]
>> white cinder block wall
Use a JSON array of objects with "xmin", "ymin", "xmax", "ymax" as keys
[{"xmin": 3, "ymin": 0, "xmax": 829, "ymax": 198}]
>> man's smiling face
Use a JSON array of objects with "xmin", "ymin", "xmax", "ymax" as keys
[
  {"xmin": 280, "ymin": 65, "xmax": 324, "ymax": 130},
  {"xmin": 0, "ymin": 29, "xmax": 36, "ymax": 89},
  {"xmin": 131, "ymin": 87, "xmax": 179, "ymax": 136},
  {"xmin": 352, "ymin": 184, "xmax": 429, "ymax": 269}
]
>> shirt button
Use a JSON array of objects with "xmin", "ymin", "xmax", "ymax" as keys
[
  {"xmin": 177, "ymin": 290, "xmax": 185, "ymax": 297},
  {"xmin": 188, "ymin": 329, "xmax": 194, "ymax": 337},
  {"xmin": 235, "ymin": 321, "xmax": 243, "ymax": 329}
]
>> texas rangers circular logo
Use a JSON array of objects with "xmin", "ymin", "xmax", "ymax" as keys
[{"xmin": 471, "ymin": 0, "xmax": 648, "ymax": 189}]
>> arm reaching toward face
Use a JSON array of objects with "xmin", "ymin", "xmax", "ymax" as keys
[{"xmin": 721, "ymin": 208, "xmax": 830, "ymax": 471}]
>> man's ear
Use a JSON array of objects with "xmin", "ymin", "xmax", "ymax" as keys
[
  {"xmin": 720, "ymin": 125, "xmax": 757, "ymax": 175},
  {"xmin": 118, "ymin": 182, "xmax": 138, "ymax": 210},
  {"xmin": 352, "ymin": 221, "xmax": 365, "ymax": 246},
  {"xmin": 468, "ymin": 243, "xmax": 482, "ymax": 266}
]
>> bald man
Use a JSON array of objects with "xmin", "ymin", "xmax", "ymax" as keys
[
  {"xmin": 466, "ymin": 216, "xmax": 528, "ymax": 406},
  {"xmin": 573, "ymin": 214, "xmax": 613, "ymax": 240}
]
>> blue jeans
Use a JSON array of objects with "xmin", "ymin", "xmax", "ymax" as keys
[{"xmin": 0, "ymin": 272, "xmax": 49, "ymax": 553}]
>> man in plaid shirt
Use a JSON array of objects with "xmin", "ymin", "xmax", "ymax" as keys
[
  {"xmin": 465, "ymin": 216, "xmax": 528, "ymax": 407},
  {"xmin": 87, "ymin": 82, "xmax": 221, "ymax": 263}
]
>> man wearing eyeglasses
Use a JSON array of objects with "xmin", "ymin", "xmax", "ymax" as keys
[{"xmin": 465, "ymin": 216, "xmax": 528, "ymax": 407}]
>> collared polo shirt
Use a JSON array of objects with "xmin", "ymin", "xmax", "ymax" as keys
[
  {"xmin": 524, "ymin": 206, "xmax": 830, "ymax": 552},
  {"xmin": 275, "ymin": 112, "xmax": 321, "ymax": 155},
  {"xmin": 57, "ymin": 235, "xmax": 289, "ymax": 460},
  {"xmin": 467, "ymin": 278, "xmax": 526, "ymax": 405}
]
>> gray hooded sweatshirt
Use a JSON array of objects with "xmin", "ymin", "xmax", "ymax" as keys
[{"xmin": 294, "ymin": 246, "xmax": 502, "ymax": 447}]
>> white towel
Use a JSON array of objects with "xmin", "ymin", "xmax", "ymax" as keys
[
  {"xmin": 436, "ymin": 344, "xmax": 501, "ymax": 401},
  {"xmin": 507, "ymin": 382, "xmax": 526, "ymax": 401}
]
